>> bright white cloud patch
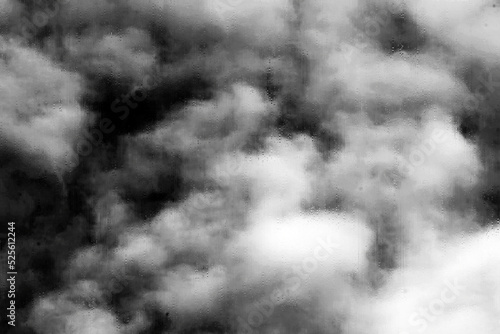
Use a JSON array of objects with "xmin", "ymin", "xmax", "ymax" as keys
[{"xmin": 0, "ymin": 39, "xmax": 87, "ymax": 173}]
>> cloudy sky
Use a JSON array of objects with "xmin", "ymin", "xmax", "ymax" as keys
[{"xmin": 0, "ymin": 0, "xmax": 500, "ymax": 333}]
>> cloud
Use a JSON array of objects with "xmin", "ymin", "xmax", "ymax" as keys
[
  {"xmin": 365, "ymin": 228, "xmax": 500, "ymax": 334},
  {"xmin": 7, "ymin": 0, "xmax": 500, "ymax": 333},
  {"xmin": 408, "ymin": 0, "xmax": 500, "ymax": 62},
  {"xmin": 64, "ymin": 27, "xmax": 156, "ymax": 82},
  {"xmin": 0, "ymin": 38, "xmax": 88, "ymax": 173}
]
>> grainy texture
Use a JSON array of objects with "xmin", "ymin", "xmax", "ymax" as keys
[{"xmin": 0, "ymin": 0, "xmax": 499, "ymax": 333}]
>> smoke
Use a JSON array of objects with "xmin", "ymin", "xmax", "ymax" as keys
[
  {"xmin": 1, "ymin": 0, "xmax": 499, "ymax": 333},
  {"xmin": 0, "ymin": 37, "xmax": 87, "ymax": 172}
]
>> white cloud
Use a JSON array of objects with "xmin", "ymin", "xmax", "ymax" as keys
[{"xmin": 0, "ymin": 38, "xmax": 88, "ymax": 172}]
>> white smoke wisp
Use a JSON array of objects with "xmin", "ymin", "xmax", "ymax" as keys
[
  {"xmin": 0, "ymin": 0, "xmax": 494, "ymax": 333},
  {"xmin": 0, "ymin": 38, "xmax": 88, "ymax": 174}
]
